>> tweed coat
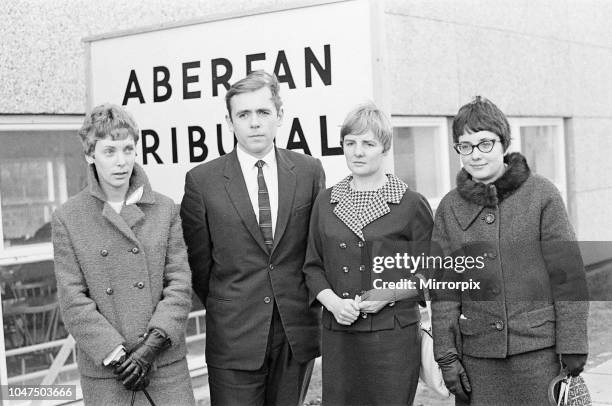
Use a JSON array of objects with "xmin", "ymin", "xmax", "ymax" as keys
[
  {"xmin": 180, "ymin": 147, "xmax": 325, "ymax": 370},
  {"xmin": 303, "ymin": 174, "xmax": 434, "ymax": 332},
  {"xmin": 431, "ymin": 153, "xmax": 589, "ymax": 362},
  {"xmin": 52, "ymin": 163, "xmax": 192, "ymax": 378}
]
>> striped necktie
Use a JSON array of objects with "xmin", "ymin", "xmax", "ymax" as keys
[{"xmin": 256, "ymin": 160, "xmax": 273, "ymax": 251}]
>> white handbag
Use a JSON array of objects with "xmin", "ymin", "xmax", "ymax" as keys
[{"xmin": 417, "ymin": 274, "xmax": 451, "ymax": 397}]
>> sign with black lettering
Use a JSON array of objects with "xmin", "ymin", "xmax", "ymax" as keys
[{"xmin": 86, "ymin": 0, "xmax": 382, "ymax": 201}]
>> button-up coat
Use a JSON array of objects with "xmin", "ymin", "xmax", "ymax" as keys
[
  {"xmin": 304, "ymin": 174, "xmax": 434, "ymax": 331},
  {"xmin": 52, "ymin": 164, "xmax": 192, "ymax": 378},
  {"xmin": 431, "ymin": 153, "xmax": 588, "ymax": 360}
]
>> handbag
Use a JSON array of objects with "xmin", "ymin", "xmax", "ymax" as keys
[
  {"xmin": 417, "ymin": 274, "xmax": 451, "ymax": 398},
  {"xmin": 548, "ymin": 360, "xmax": 592, "ymax": 406}
]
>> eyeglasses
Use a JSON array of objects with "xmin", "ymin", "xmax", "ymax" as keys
[{"xmin": 453, "ymin": 139, "xmax": 498, "ymax": 155}]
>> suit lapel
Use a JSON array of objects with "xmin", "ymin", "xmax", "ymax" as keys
[
  {"xmin": 224, "ymin": 150, "xmax": 269, "ymax": 253},
  {"xmin": 272, "ymin": 149, "xmax": 296, "ymax": 253}
]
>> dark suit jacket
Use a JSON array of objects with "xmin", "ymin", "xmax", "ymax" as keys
[{"xmin": 180, "ymin": 148, "xmax": 325, "ymax": 370}]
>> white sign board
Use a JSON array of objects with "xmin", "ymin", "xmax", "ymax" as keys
[{"xmin": 86, "ymin": 0, "xmax": 385, "ymax": 201}]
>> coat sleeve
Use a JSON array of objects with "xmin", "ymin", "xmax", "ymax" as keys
[
  {"xmin": 52, "ymin": 212, "xmax": 125, "ymax": 366},
  {"xmin": 303, "ymin": 193, "xmax": 332, "ymax": 306},
  {"xmin": 180, "ymin": 171, "xmax": 212, "ymax": 307},
  {"xmin": 312, "ymin": 158, "xmax": 326, "ymax": 202},
  {"xmin": 539, "ymin": 184, "xmax": 589, "ymax": 355},
  {"xmin": 147, "ymin": 203, "xmax": 193, "ymax": 346},
  {"xmin": 430, "ymin": 200, "xmax": 463, "ymax": 360}
]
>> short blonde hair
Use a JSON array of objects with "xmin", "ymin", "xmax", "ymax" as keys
[
  {"xmin": 78, "ymin": 104, "xmax": 139, "ymax": 155},
  {"xmin": 340, "ymin": 102, "xmax": 392, "ymax": 152}
]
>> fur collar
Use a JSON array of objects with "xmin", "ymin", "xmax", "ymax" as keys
[{"xmin": 456, "ymin": 152, "xmax": 530, "ymax": 207}]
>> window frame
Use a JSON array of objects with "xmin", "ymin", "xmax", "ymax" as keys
[
  {"xmin": 0, "ymin": 115, "xmax": 83, "ymax": 266},
  {"xmin": 390, "ymin": 116, "xmax": 451, "ymax": 209},
  {"xmin": 507, "ymin": 117, "xmax": 567, "ymax": 202}
]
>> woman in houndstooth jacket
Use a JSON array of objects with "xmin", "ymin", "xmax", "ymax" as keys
[
  {"xmin": 303, "ymin": 103, "xmax": 434, "ymax": 405},
  {"xmin": 52, "ymin": 104, "xmax": 195, "ymax": 405}
]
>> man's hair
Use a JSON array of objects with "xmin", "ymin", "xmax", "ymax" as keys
[
  {"xmin": 225, "ymin": 70, "xmax": 283, "ymax": 117},
  {"xmin": 78, "ymin": 103, "xmax": 139, "ymax": 155},
  {"xmin": 452, "ymin": 96, "xmax": 511, "ymax": 151},
  {"xmin": 340, "ymin": 102, "xmax": 393, "ymax": 153}
]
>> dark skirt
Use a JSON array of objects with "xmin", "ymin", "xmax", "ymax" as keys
[
  {"xmin": 81, "ymin": 357, "xmax": 195, "ymax": 406},
  {"xmin": 458, "ymin": 346, "xmax": 559, "ymax": 406},
  {"xmin": 322, "ymin": 320, "xmax": 420, "ymax": 406}
]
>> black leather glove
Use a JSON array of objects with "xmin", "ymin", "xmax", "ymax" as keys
[
  {"xmin": 561, "ymin": 353, "xmax": 587, "ymax": 377},
  {"xmin": 114, "ymin": 328, "xmax": 171, "ymax": 391},
  {"xmin": 437, "ymin": 352, "xmax": 471, "ymax": 403}
]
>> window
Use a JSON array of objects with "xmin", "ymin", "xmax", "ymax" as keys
[
  {"xmin": 391, "ymin": 117, "xmax": 451, "ymax": 209},
  {"xmin": 0, "ymin": 117, "xmax": 86, "ymax": 263},
  {"xmin": 507, "ymin": 118, "xmax": 567, "ymax": 201}
]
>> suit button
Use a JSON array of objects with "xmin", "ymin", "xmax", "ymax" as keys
[
  {"xmin": 359, "ymin": 265, "xmax": 365, "ymax": 272},
  {"xmin": 105, "ymin": 287, "xmax": 113, "ymax": 295},
  {"xmin": 100, "ymin": 249, "xmax": 108, "ymax": 257},
  {"xmin": 269, "ymin": 264, "xmax": 274, "ymax": 270},
  {"xmin": 342, "ymin": 292, "xmax": 349, "ymax": 298},
  {"xmin": 495, "ymin": 321, "xmax": 504, "ymax": 330},
  {"xmin": 131, "ymin": 247, "xmax": 139, "ymax": 254},
  {"xmin": 358, "ymin": 241, "xmax": 364, "ymax": 248},
  {"xmin": 342, "ymin": 266, "xmax": 349, "ymax": 273},
  {"xmin": 484, "ymin": 213, "xmax": 496, "ymax": 224},
  {"xmin": 135, "ymin": 282, "xmax": 145, "ymax": 289},
  {"xmin": 264, "ymin": 296, "xmax": 271, "ymax": 304},
  {"xmin": 339, "ymin": 243, "xmax": 347, "ymax": 249},
  {"xmin": 488, "ymin": 252, "xmax": 497, "ymax": 259}
]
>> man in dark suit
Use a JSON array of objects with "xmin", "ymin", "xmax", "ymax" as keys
[{"xmin": 180, "ymin": 70, "xmax": 325, "ymax": 406}]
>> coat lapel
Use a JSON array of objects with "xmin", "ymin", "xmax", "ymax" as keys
[
  {"xmin": 451, "ymin": 198, "xmax": 485, "ymax": 231},
  {"xmin": 223, "ymin": 150, "xmax": 269, "ymax": 253},
  {"xmin": 271, "ymin": 149, "xmax": 296, "ymax": 253}
]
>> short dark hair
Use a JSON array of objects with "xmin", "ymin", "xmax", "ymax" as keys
[
  {"xmin": 78, "ymin": 103, "xmax": 139, "ymax": 156},
  {"xmin": 452, "ymin": 96, "xmax": 511, "ymax": 151},
  {"xmin": 225, "ymin": 70, "xmax": 282, "ymax": 116}
]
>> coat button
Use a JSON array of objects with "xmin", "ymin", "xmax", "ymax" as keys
[
  {"xmin": 342, "ymin": 266, "xmax": 349, "ymax": 273},
  {"xmin": 269, "ymin": 264, "xmax": 274, "ymax": 270},
  {"xmin": 495, "ymin": 321, "xmax": 504, "ymax": 330},
  {"xmin": 135, "ymin": 282, "xmax": 145, "ymax": 289},
  {"xmin": 131, "ymin": 247, "xmax": 139, "ymax": 254},
  {"xmin": 358, "ymin": 241, "xmax": 364, "ymax": 248},
  {"xmin": 339, "ymin": 243, "xmax": 347, "ymax": 249},
  {"xmin": 264, "ymin": 296, "xmax": 271, "ymax": 304},
  {"xmin": 484, "ymin": 213, "xmax": 496, "ymax": 224},
  {"xmin": 105, "ymin": 287, "xmax": 113, "ymax": 295},
  {"xmin": 389, "ymin": 301, "xmax": 395, "ymax": 307},
  {"xmin": 100, "ymin": 249, "xmax": 108, "ymax": 257},
  {"xmin": 488, "ymin": 252, "xmax": 497, "ymax": 259},
  {"xmin": 361, "ymin": 312, "xmax": 368, "ymax": 319},
  {"xmin": 359, "ymin": 265, "xmax": 366, "ymax": 272},
  {"xmin": 342, "ymin": 292, "xmax": 349, "ymax": 298}
]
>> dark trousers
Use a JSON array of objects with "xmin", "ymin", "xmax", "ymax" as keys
[{"xmin": 208, "ymin": 304, "xmax": 315, "ymax": 406}]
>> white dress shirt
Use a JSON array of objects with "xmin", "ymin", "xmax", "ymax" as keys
[{"xmin": 236, "ymin": 146, "xmax": 279, "ymax": 238}]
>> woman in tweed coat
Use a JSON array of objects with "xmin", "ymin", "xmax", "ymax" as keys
[
  {"xmin": 52, "ymin": 104, "xmax": 195, "ymax": 405},
  {"xmin": 431, "ymin": 96, "xmax": 589, "ymax": 405},
  {"xmin": 304, "ymin": 103, "xmax": 433, "ymax": 405}
]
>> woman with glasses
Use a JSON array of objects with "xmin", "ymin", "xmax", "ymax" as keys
[
  {"xmin": 430, "ymin": 96, "xmax": 588, "ymax": 405},
  {"xmin": 303, "ymin": 103, "xmax": 433, "ymax": 405}
]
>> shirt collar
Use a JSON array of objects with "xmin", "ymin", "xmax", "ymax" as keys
[{"xmin": 236, "ymin": 145, "xmax": 277, "ymax": 171}]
